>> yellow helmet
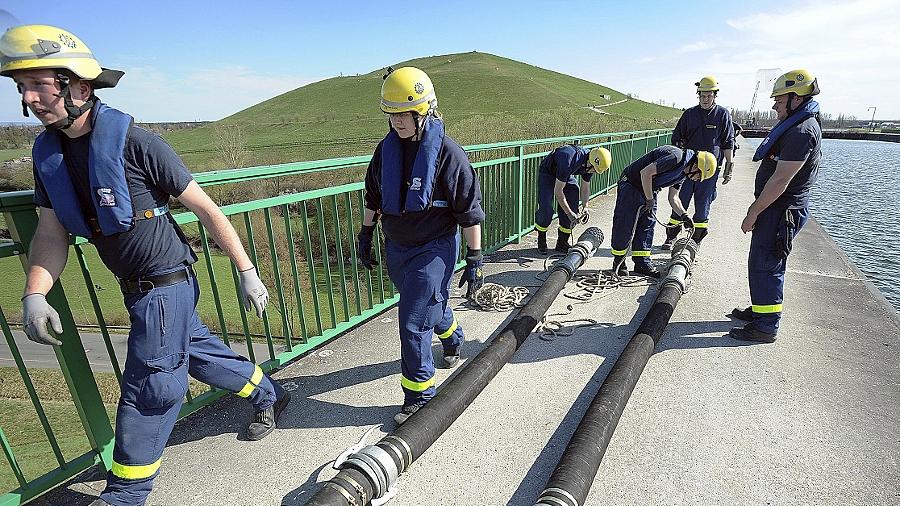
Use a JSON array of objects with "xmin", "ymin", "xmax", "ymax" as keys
[
  {"xmin": 695, "ymin": 76, "xmax": 719, "ymax": 92},
  {"xmin": 770, "ymin": 69, "xmax": 819, "ymax": 98},
  {"xmin": 0, "ymin": 25, "xmax": 123, "ymax": 88},
  {"xmin": 695, "ymin": 151, "xmax": 717, "ymax": 181},
  {"xmin": 587, "ymin": 147, "xmax": 612, "ymax": 173},
  {"xmin": 381, "ymin": 66, "xmax": 436, "ymax": 116}
]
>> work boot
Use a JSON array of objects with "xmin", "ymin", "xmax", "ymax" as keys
[
  {"xmin": 442, "ymin": 344, "xmax": 461, "ymax": 369},
  {"xmin": 632, "ymin": 262, "xmax": 661, "ymax": 278},
  {"xmin": 247, "ymin": 390, "xmax": 292, "ymax": 441},
  {"xmin": 661, "ymin": 226, "xmax": 680, "ymax": 251},
  {"xmin": 537, "ymin": 231, "xmax": 548, "ymax": 254},
  {"xmin": 394, "ymin": 402, "xmax": 425, "ymax": 425},
  {"xmin": 611, "ymin": 255, "xmax": 628, "ymax": 277},
  {"xmin": 692, "ymin": 227, "xmax": 709, "ymax": 244},
  {"xmin": 729, "ymin": 306, "xmax": 753, "ymax": 322},
  {"xmin": 555, "ymin": 231, "xmax": 571, "ymax": 253},
  {"xmin": 729, "ymin": 324, "xmax": 777, "ymax": 343}
]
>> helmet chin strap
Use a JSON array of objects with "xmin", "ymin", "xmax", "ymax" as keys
[{"xmin": 45, "ymin": 74, "xmax": 94, "ymax": 131}]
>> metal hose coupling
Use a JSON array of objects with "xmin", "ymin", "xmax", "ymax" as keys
[
  {"xmin": 337, "ymin": 444, "xmax": 400, "ymax": 503},
  {"xmin": 556, "ymin": 227, "xmax": 605, "ymax": 277},
  {"xmin": 661, "ymin": 237, "xmax": 699, "ymax": 293}
]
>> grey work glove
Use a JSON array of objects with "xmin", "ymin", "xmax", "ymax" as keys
[
  {"xmin": 576, "ymin": 208, "xmax": 590, "ymax": 224},
  {"xmin": 22, "ymin": 294, "xmax": 63, "ymax": 346},
  {"xmin": 722, "ymin": 161, "xmax": 735, "ymax": 184},
  {"xmin": 238, "ymin": 267, "xmax": 269, "ymax": 318}
]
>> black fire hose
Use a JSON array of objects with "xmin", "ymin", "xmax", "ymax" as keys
[
  {"xmin": 304, "ymin": 227, "xmax": 605, "ymax": 506},
  {"xmin": 534, "ymin": 237, "xmax": 699, "ymax": 506}
]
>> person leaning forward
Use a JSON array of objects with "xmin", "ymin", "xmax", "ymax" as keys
[
  {"xmin": 609, "ymin": 145, "xmax": 716, "ymax": 278},
  {"xmin": 1, "ymin": 25, "xmax": 290, "ymax": 506},
  {"xmin": 729, "ymin": 69, "xmax": 822, "ymax": 343},
  {"xmin": 356, "ymin": 66, "xmax": 485, "ymax": 426},
  {"xmin": 533, "ymin": 144, "xmax": 612, "ymax": 254}
]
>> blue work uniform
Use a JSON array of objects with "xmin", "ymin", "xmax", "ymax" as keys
[
  {"xmin": 747, "ymin": 115, "xmax": 821, "ymax": 335},
  {"xmin": 535, "ymin": 145, "xmax": 593, "ymax": 234},
  {"xmin": 611, "ymin": 146, "xmax": 692, "ymax": 268},
  {"xmin": 669, "ymin": 104, "xmax": 734, "ymax": 230},
  {"xmin": 364, "ymin": 118, "xmax": 484, "ymax": 408},
  {"xmin": 32, "ymin": 102, "xmax": 282, "ymax": 506}
]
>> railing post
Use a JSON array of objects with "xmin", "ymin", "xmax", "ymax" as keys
[
  {"xmin": 516, "ymin": 144, "xmax": 524, "ymax": 243},
  {"xmin": 0, "ymin": 191, "xmax": 116, "ymax": 473}
]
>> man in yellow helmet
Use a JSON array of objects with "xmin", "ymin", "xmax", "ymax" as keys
[
  {"xmin": 357, "ymin": 67, "xmax": 484, "ymax": 425},
  {"xmin": 1, "ymin": 25, "xmax": 289, "ymax": 505},
  {"xmin": 729, "ymin": 69, "xmax": 821, "ymax": 343},
  {"xmin": 610, "ymin": 146, "xmax": 716, "ymax": 277},
  {"xmin": 534, "ymin": 145, "xmax": 612, "ymax": 253},
  {"xmin": 663, "ymin": 76, "xmax": 735, "ymax": 249}
]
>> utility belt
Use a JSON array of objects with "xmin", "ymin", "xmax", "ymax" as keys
[
  {"xmin": 118, "ymin": 265, "xmax": 192, "ymax": 294},
  {"xmin": 86, "ymin": 205, "xmax": 170, "ymax": 236}
]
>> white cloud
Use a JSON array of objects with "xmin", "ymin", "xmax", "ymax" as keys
[
  {"xmin": 676, "ymin": 41, "xmax": 714, "ymax": 54},
  {"xmin": 601, "ymin": 0, "xmax": 900, "ymax": 119}
]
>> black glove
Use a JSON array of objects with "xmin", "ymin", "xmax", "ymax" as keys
[
  {"xmin": 458, "ymin": 248, "xmax": 484, "ymax": 299},
  {"xmin": 357, "ymin": 224, "xmax": 378, "ymax": 270},
  {"xmin": 722, "ymin": 161, "xmax": 734, "ymax": 185},
  {"xmin": 680, "ymin": 213, "xmax": 695, "ymax": 230}
]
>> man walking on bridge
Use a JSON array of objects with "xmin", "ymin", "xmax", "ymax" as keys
[
  {"xmin": 534, "ymin": 144, "xmax": 611, "ymax": 253},
  {"xmin": 663, "ymin": 76, "xmax": 735, "ymax": 249},
  {"xmin": 2, "ymin": 25, "xmax": 289, "ymax": 505},
  {"xmin": 730, "ymin": 69, "xmax": 821, "ymax": 343}
]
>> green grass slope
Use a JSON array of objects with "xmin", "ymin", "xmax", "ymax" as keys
[{"xmin": 164, "ymin": 51, "xmax": 680, "ymax": 170}]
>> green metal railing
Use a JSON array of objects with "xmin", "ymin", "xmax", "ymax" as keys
[{"xmin": 0, "ymin": 128, "xmax": 670, "ymax": 504}]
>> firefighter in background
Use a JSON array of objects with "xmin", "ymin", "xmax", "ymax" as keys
[
  {"xmin": 534, "ymin": 145, "xmax": 612, "ymax": 253},
  {"xmin": 610, "ymin": 146, "xmax": 717, "ymax": 277},
  {"xmin": 730, "ymin": 69, "xmax": 821, "ymax": 343},
  {"xmin": 357, "ymin": 67, "xmax": 485, "ymax": 425},
  {"xmin": 663, "ymin": 76, "xmax": 735, "ymax": 249}
]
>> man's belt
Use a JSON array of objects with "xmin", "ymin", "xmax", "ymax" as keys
[{"xmin": 118, "ymin": 267, "xmax": 190, "ymax": 294}]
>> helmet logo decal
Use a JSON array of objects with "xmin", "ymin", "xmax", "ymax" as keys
[
  {"xmin": 58, "ymin": 33, "xmax": 77, "ymax": 49},
  {"xmin": 796, "ymin": 74, "xmax": 805, "ymax": 81},
  {"xmin": 414, "ymin": 82, "xmax": 424, "ymax": 94}
]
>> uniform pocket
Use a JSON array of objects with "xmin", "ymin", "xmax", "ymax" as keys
[
  {"xmin": 137, "ymin": 352, "xmax": 189, "ymax": 411},
  {"xmin": 776, "ymin": 209, "xmax": 799, "ymax": 258}
]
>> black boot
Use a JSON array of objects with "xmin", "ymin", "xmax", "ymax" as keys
[
  {"xmin": 554, "ymin": 231, "xmax": 571, "ymax": 253},
  {"xmin": 537, "ymin": 231, "xmax": 548, "ymax": 254},
  {"xmin": 661, "ymin": 225, "xmax": 680, "ymax": 251},
  {"xmin": 692, "ymin": 227, "xmax": 709, "ymax": 244},
  {"xmin": 632, "ymin": 261, "xmax": 661, "ymax": 278},
  {"xmin": 247, "ymin": 390, "xmax": 292, "ymax": 441},
  {"xmin": 611, "ymin": 255, "xmax": 628, "ymax": 277},
  {"xmin": 729, "ymin": 306, "xmax": 753, "ymax": 322},
  {"xmin": 729, "ymin": 323, "xmax": 777, "ymax": 343}
]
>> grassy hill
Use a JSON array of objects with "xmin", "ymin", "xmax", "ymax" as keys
[{"xmin": 163, "ymin": 51, "xmax": 681, "ymax": 170}]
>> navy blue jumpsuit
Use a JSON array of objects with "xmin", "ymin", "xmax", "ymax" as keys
[
  {"xmin": 535, "ymin": 145, "xmax": 592, "ymax": 235},
  {"xmin": 611, "ymin": 146, "xmax": 692, "ymax": 268},
  {"xmin": 747, "ymin": 116, "xmax": 821, "ymax": 334},
  {"xmin": 32, "ymin": 104, "xmax": 282, "ymax": 506},
  {"xmin": 669, "ymin": 105, "xmax": 734, "ymax": 231},
  {"xmin": 364, "ymin": 125, "xmax": 484, "ymax": 408}
]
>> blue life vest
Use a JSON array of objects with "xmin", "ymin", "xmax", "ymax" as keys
[
  {"xmin": 380, "ymin": 117, "xmax": 445, "ymax": 215},
  {"xmin": 33, "ymin": 103, "xmax": 135, "ymax": 238},
  {"xmin": 753, "ymin": 100, "xmax": 820, "ymax": 161}
]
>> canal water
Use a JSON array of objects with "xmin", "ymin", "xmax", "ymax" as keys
[{"xmin": 745, "ymin": 137, "xmax": 900, "ymax": 314}]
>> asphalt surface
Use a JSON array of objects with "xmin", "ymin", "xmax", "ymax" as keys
[{"xmin": 33, "ymin": 142, "xmax": 900, "ymax": 505}]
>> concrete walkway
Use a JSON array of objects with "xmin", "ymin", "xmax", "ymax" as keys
[{"xmin": 39, "ymin": 141, "xmax": 900, "ymax": 505}]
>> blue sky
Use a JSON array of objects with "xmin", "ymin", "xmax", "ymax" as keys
[{"xmin": 1, "ymin": 0, "xmax": 897, "ymax": 123}]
